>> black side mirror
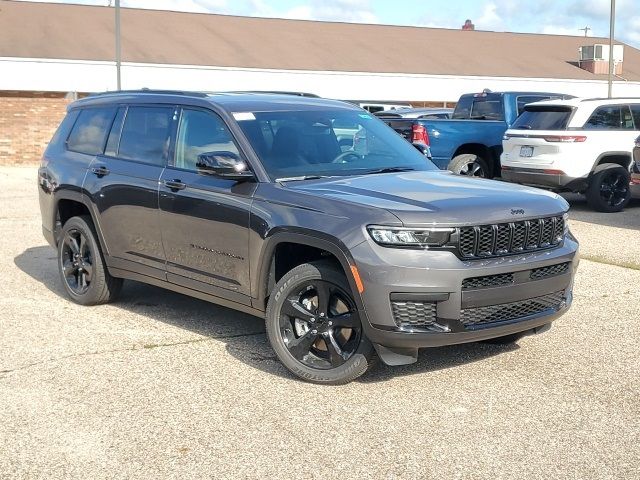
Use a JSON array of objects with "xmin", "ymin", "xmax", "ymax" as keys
[
  {"xmin": 412, "ymin": 142, "xmax": 431, "ymax": 157},
  {"xmin": 196, "ymin": 151, "xmax": 254, "ymax": 181}
]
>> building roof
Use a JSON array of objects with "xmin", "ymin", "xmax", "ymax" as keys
[{"xmin": 2, "ymin": 0, "xmax": 640, "ymax": 81}]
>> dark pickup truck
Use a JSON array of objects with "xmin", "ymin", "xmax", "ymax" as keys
[{"xmin": 380, "ymin": 90, "xmax": 572, "ymax": 178}]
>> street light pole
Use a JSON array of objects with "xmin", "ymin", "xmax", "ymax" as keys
[
  {"xmin": 607, "ymin": 0, "xmax": 615, "ymax": 98},
  {"xmin": 115, "ymin": 0, "xmax": 122, "ymax": 90}
]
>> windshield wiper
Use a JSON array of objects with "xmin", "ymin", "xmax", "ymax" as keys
[
  {"xmin": 361, "ymin": 167, "xmax": 416, "ymax": 175},
  {"xmin": 276, "ymin": 175, "xmax": 331, "ymax": 182}
]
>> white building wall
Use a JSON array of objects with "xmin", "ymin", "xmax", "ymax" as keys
[{"xmin": 2, "ymin": 57, "xmax": 640, "ymax": 101}]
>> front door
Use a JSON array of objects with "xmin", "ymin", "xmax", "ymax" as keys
[
  {"xmin": 158, "ymin": 107, "xmax": 255, "ymax": 303},
  {"xmin": 85, "ymin": 104, "xmax": 176, "ymax": 280}
]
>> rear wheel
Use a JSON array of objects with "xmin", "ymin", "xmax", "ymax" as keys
[
  {"xmin": 586, "ymin": 163, "xmax": 631, "ymax": 213},
  {"xmin": 449, "ymin": 153, "xmax": 490, "ymax": 178},
  {"xmin": 57, "ymin": 215, "xmax": 122, "ymax": 305},
  {"xmin": 265, "ymin": 261, "xmax": 374, "ymax": 384}
]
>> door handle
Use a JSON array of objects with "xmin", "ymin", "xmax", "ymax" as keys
[
  {"xmin": 91, "ymin": 165, "xmax": 110, "ymax": 177},
  {"xmin": 164, "ymin": 179, "xmax": 186, "ymax": 191}
]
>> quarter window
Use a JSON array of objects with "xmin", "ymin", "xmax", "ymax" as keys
[
  {"xmin": 630, "ymin": 105, "xmax": 640, "ymax": 130},
  {"xmin": 584, "ymin": 105, "xmax": 634, "ymax": 130},
  {"xmin": 66, "ymin": 107, "xmax": 116, "ymax": 155},
  {"xmin": 118, "ymin": 106, "xmax": 174, "ymax": 165},
  {"xmin": 175, "ymin": 109, "xmax": 239, "ymax": 171}
]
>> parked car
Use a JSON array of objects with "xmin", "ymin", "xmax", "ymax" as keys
[
  {"xmin": 632, "ymin": 135, "xmax": 640, "ymax": 198},
  {"xmin": 375, "ymin": 107, "xmax": 453, "ymax": 119},
  {"xmin": 39, "ymin": 90, "xmax": 578, "ymax": 384},
  {"xmin": 345, "ymin": 100, "xmax": 412, "ymax": 114},
  {"xmin": 502, "ymin": 98, "xmax": 640, "ymax": 212},
  {"xmin": 380, "ymin": 90, "xmax": 572, "ymax": 178}
]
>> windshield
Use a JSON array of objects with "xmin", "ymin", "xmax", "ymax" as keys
[
  {"xmin": 235, "ymin": 109, "xmax": 437, "ymax": 180},
  {"xmin": 511, "ymin": 106, "xmax": 573, "ymax": 130}
]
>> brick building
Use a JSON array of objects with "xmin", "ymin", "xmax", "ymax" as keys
[{"xmin": 2, "ymin": 0, "xmax": 640, "ymax": 164}]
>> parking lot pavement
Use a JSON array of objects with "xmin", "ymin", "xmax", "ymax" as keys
[
  {"xmin": 563, "ymin": 193, "xmax": 640, "ymax": 269},
  {"xmin": 1, "ymin": 166, "xmax": 639, "ymax": 479}
]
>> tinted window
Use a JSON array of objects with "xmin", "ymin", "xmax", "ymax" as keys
[
  {"xmin": 105, "ymin": 107, "xmax": 126, "ymax": 157},
  {"xmin": 631, "ymin": 105, "xmax": 640, "ymax": 130},
  {"xmin": 452, "ymin": 94, "xmax": 504, "ymax": 121},
  {"xmin": 175, "ymin": 109, "xmax": 239, "ymax": 170},
  {"xmin": 511, "ymin": 106, "xmax": 573, "ymax": 130},
  {"xmin": 584, "ymin": 105, "xmax": 633, "ymax": 130},
  {"xmin": 517, "ymin": 96, "xmax": 553, "ymax": 115},
  {"xmin": 237, "ymin": 109, "xmax": 437, "ymax": 180},
  {"xmin": 66, "ymin": 107, "xmax": 116, "ymax": 155},
  {"xmin": 118, "ymin": 106, "xmax": 174, "ymax": 165}
]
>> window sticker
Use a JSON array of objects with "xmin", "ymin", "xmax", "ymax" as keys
[
  {"xmin": 359, "ymin": 113, "xmax": 372, "ymax": 119},
  {"xmin": 233, "ymin": 112, "xmax": 256, "ymax": 121}
]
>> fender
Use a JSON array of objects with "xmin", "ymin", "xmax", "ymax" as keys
[
  {"xmin": 590, "ymin": 151, "xmax": 633, "ymax": 173},
  {"xmin": 252, "ymin": 228, "xmax": 365, "ymax": 312}
]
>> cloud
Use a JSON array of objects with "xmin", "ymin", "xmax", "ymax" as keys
[{"xmin": 246, "ymin": 0, "xmax": 377, "ymax": 24}]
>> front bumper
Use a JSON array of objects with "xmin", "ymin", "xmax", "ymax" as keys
[
  {"xmin": 351, "ymin": 234, "xmax": 579, "ymax": 355},
  {"xmin": 501, "ymin": 166, "xmax": 587, "ymax": 192}
]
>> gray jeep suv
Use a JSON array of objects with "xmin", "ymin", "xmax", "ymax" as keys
[{"xmin": 38, "ymin": 91, "xmax": 579, "ymax": 384}]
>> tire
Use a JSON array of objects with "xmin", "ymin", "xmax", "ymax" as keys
[
  {"xmin": 265, "ymin": 260, "xmax": 375, "ymax": 385},
  {"xmin": 586, "ymin": 163, "xmax": 631, "ymax": 213},
  {"xmin": 57, "ymin": 215, "xmax": 123, "ymax": 306},
  {"xmin": 449, "ymin": 153, "xmax": 490, "ymax": 178},
  {"xmin": 481, "ymin": 333, "xmax": 525, "ymax": 345}
]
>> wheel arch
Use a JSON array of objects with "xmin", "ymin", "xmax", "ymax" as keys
[
  {"xmin": 451, "ymin": 143, "xmax": 497, "ymax": 176},
  {"xmin": 53, "ymin": 191, "xmax": 108, "ymax": 254},
  {"xmin": 254, "ymin": 230, "xmax": 364, "ymax": 312},
  {"xmin": 591, "ymin": 152, "xmax": 633, "ymax": 173}
]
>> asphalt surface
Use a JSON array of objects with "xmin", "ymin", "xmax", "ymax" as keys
[{"xmin": 1, "ymin": 166, "xmax": 639, "ymax": 479}]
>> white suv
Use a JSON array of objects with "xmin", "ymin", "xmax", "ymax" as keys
[{"xmin": 501, "ymin": 98, "xmax": 639, "ymax": 212}]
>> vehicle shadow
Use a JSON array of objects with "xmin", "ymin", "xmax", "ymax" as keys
[
  {"xmin": 15, "ymin": 246, "xmax": 517, "ymax": 384},
  {"xmin": 563, "ymin": 193, "xmax": 640, "ymax": 231}
]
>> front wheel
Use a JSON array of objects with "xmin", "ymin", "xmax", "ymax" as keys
[
  {"xmin": 449, "ymin": 153, "xmax": 490, "ymax": 178},
  {"xmin": 265, "ymin": 261, "xmax": 375, "ymax": 384}
]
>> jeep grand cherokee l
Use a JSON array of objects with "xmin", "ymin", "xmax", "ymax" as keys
[{"xmin": 38, "ymin": 91, "xmax": 579, "ymax": 384}]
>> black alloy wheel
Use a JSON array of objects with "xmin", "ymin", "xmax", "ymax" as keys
[
  {"xmin": 279, "ymin": 279, "xmax": 362, "ymax": 370},
  {"xmin": 60, "ymin": 228, "xmax": 93, "ymax": 295},
  {"xmin": 599, "ymin": 169, "xmax": 629, "ymax": 209},
  {"xmin": 265, "ymin": 261, "xmax": 374, "ymax": 384}
]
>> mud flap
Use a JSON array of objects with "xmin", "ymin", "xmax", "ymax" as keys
[{"xmin": 374, "ymin": 344, "xmax": 418, "ymax": 366}]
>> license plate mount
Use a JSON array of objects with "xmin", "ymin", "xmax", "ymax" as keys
[{"xmin": 520, "ymin": 146, "xmax": 534, "ymax": 158}]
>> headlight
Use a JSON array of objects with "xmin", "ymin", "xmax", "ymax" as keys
[{"xmin": 368, "ymin": 225, "xmax": 454, "ymax": 248}]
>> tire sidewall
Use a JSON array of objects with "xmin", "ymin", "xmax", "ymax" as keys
[
  {"xmin": 265, "ymin": 262, "xmax": 373, "ymax": 384},
  {"xmin": 587, "ymin": 165, "xmax": 631, "ymax": 213},
  {"xmin": 57, "ymin": 216, "xmax": 107, "ymax": 305},
  {"xmin": 450, "ymin": 153, "xmax": 490, "ymax": 178}
]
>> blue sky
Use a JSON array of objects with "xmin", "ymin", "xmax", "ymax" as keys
[{"xmin": 20, "ymin": 0, "xmax": 640, "ymax": 48}]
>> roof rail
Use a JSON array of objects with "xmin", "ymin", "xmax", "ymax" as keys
[
  {"xmin": 87, "ymin": 89, "xmax": 209, "ymax": 98},
  {"xmin": 224, "ymin": 90, "xmax": 320, "ymax": 98}
]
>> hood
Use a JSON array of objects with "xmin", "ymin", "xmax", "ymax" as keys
[{"xmin": 286, "ymin": 171, "xmax": 568, "ymax": 226}]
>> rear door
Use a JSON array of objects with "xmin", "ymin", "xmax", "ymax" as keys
[
  {"xmin": 158, "ymin": 107, "xmax": 255, "ymax": 303},
  {"xmin": 84, "ymin": 104, "xmax": 176, "ymax": 280}
]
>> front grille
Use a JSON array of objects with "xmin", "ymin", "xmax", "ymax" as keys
[
  {"xmin": 460, "ymin": 291, "xmax": 565, "ymax": 328},
  {"xmin": 457, "ymin": 216, "xmax": 564, "ymax": 259},
  {"xmin": 462, "ymin": 273, "xmax": 514, "ymax": 290},
  {"xmin": 530, "ymin": 262, "xmax": 570, "ymax": 280},
  {"xmin": 391, "ymin": 301, "xmax": 437, "ymax": 328}
]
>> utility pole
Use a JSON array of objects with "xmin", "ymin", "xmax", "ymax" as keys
[
  {"xmin": 115, "ymin": 0, "xmax": 122, "ymax": 90},
  {"xmin": 607, "ymin": 0, "xmax": 615, "ymax": 98}
]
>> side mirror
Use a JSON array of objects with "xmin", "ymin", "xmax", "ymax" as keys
[
  {"xmin": 196, "ymin": 151, "xmax": 254, "ymax": 181},
  {"xmin": 412, "ymin": 142, "xmax": 431, "ymax": 158}
]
